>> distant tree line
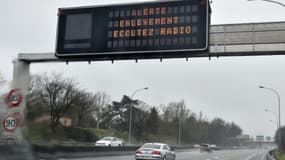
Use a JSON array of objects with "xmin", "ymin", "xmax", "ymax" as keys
[
  {"xmin": 275, "ymin": 127, "xmax": 285, "ymax": 152},
  {"xmin": 27, "ymin": 73, "xmax": 242, "ymax": 145},
  {"xmin": 27, "ymin": 73, "xmax": 110, "ymax": 132}
]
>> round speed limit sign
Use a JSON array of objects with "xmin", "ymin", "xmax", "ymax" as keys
[
  {"xmin": 7, "ymin": 89, "xmax": 23, "ymax": 107},
  {"xmin": 2, "ymin": 116, "xmax": 17, "ymax": 132}
]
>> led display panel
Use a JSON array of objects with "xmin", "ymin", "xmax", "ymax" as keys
[{"xmin": 56, "ymin": 0, "xmax": 210, "ymax": 60}]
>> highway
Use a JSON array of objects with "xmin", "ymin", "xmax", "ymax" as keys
[{"xmin": 59, "ymin": 149, "xmax": 268, "ymax": 160}]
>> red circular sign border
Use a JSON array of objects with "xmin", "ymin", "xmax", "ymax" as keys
[
  {"xmin": 2, "ymin": 115, "xmax": 17, "ymax": 132},
  {"xmin": 7, "ymin": 89, "xmax": 23, "ymax": 108}
]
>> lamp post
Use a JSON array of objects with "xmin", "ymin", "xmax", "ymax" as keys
[
  {"xmin": 265, "ymin": 108, "xmax": 279, "ymax": 132},
  {"xmin": 248, "ymin": 0, "xmax": 285, "ymax": 7},
  {"xmin": 259, "ymin": 86, "xmax": 281, "ymax": 128},
  {"xmin": 269, "ymin": 120, "xmax": 279, "ymax": 130},
  {"xmin": 128, "ymin": 87, "xmax": 148, "ymax": 144},
  {"xmin": 259, "ymin": 86, "xmax": 281, "ymax": 147},
  {"xmin": 265, "ymin": 108, "xmax": 278, "ymax": 126}
]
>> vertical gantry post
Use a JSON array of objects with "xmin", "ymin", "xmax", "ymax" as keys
[{"xmin": 8, "ymin": 60, "xmax": 30, "ymax": 144}]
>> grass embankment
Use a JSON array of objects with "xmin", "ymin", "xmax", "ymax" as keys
[
  {"xmin": 277, "ymin": 153, "xmax": 285, "ymax": 160},
  {"xmin": 24, "ymin": 122, "xmax": 128, "ymax": 146},
  {"xmin": 88, "ymin": 128, "xmax": 128, "ymax": 140},
  {"xmin": 24, "ymin": 121, "xmax": 180, "ymax": 147},
  {"xmin": 273, "ymin": 150, "xmax": 285, "ymax": 160}
]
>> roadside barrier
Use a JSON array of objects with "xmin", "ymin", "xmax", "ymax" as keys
[{"xmin": 266, "ymin": 150, "xmax": 276, "ymax": 160}]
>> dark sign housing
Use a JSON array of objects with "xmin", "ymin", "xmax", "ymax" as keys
[{"xmin": 56, "ymin": 0, "xmax": 210, "ymax": 60}]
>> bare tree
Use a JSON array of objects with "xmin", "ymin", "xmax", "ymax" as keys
[
  {"xmin": 93, "ymin": 92, "xmax": 110, "ymax": 129},
  {"xmin": 27, "ymin": 75, "xmax": 48, "ymax": 120},
  {"xmin": 34, "ymin": 73, "xmax": 79, "ymax": 132},
  {"xmin": 159, "ymin": 100, "xmax": 189, "ymax": 144},
  {"xmin": 73, "ymin": 90, "xmax": 103, "ymax": 128},
  {"xmin": 160, "ymin": 100, "xmax": 188, "ymax": 122}
]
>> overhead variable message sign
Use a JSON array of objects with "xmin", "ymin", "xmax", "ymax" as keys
[{"xmin": 56, "ymin": 0, "xmax": 210, "ymax": 60}]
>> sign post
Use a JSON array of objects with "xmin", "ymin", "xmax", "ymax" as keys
[{"xmin": 1, "ymin": 60, "xmax": 30, "ymax": 144}]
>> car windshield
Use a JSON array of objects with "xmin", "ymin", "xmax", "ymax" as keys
[
  {"xmin": 141, "ymin": 144, "xmax": 161, "ymax": 149},
  {"xmin": 102, "ymin": 137, "xmax": 113, "ymax": 141},
  {"xmin": 201, "ymin": 144, "xmax": 209, "ymax": 147},
  {"xmin": 1, "ymin": 0, "xmax": 285, "ymax": 160}
]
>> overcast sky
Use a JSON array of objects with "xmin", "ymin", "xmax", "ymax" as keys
[{"xmin": 1, "ymin": 0, "xmax": 285, "ymax": 138}]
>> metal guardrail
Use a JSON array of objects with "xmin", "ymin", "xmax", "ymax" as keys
[
  {"xmin": 32, "ymin": 144, "xmax": 194, "ymax": 159},
  {"xmin": 32, "ymin": 145, "xmax": 139, "ymax": 153},
  {"xmin": 266, "ymin": 150, "xmax": 277, "ymax": 160}
]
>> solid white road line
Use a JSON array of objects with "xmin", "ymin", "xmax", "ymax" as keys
[{"xmin": 246, "ymin": 152, "xmax": 259, "ymax": 160}]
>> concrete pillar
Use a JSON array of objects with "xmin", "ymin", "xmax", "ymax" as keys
[{"xmin": 4, "ymin": 60, "xmax": 30, "ymax": 144}]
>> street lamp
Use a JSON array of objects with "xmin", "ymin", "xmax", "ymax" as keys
[
  {"xmin": 265, "ymin": 108, "xmax": 278, "ymax": 121},
  {"xmin": 265, "ymin": 108, "xmax": 279, "ymax": 129},
  {"xmin": 259, "ymin": 85, "xmax": 282, "ymax": 147},
  {"xmin": 259, "ymin": 86, "xmax": 281, "ymax": 128},
  {"xmin": 248, "ymin": 0, "xmax": 285, "ymax": 7},
  {"xmin": 128, "ymin": 87, "xmax": 148, "ymax": 144},
  {"xmin": 269, "ymin": 120, "xmax": 279, "ymax": 129}
]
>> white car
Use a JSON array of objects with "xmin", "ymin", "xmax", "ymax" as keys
[
  {"xmin": 200, "ymin": 144, "xmax": 212, "ymax": 152},
  {"xmin": 135, "ymin": 143, "xmax": 175, "ymax": 160},
  {"xmin": 95, "ymin": 137, "xmax": 124, "ymax": 147}
]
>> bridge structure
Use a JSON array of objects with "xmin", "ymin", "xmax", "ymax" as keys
[
  {"xmin": 3, "ymin": 21, "xmax": 285, "ymax": 143},
  {"xmin": 18, "ymin": 21, "xmax": 285, "ymax": 62}
]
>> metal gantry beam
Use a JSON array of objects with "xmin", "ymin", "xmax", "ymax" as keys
[
  {"xmin": 10, "ymin": 21, "xmax": 285, "ymax": 144},
  {"xmin": 18, "ymin": 21, "xmax": 285, "ymax": 63},
  {"xmin": 208, "ymin": 21, "xmax": 285, "ymax": 57}
]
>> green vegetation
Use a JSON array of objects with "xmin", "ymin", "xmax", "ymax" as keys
[
  {"xmin": 88, "ymin": 128, "xmax": 128, "ymax": 140},
  {"xmin": 24, "ymin": 120, "xmax": 177, "ymax": 146},
  {"xmin": 26, "ymin": 73, "xmax": 243, "ymax": 146},
  {"xmin": 278, "ymin": 154, "xmax": 285, "ymax": 160},
  {"xmin": 24, "ymin": 121, "xmax": 98, "ymax": 145},
  {"xmin": 24, "ymin": 122, "xmax": 55, "ymax": 143},
  {"xmin": 274, "ymin": 151, "xmax": 285, "ymax": 160},
  {"xmin": 274, "ymin": 127, "xmax": 285, "ymax": 152}
]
